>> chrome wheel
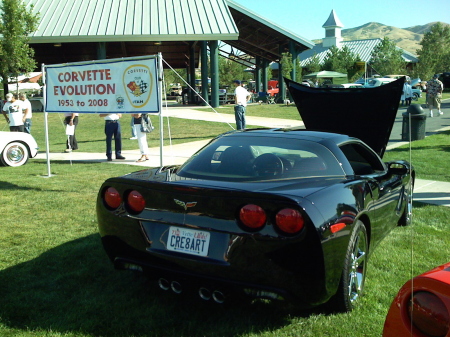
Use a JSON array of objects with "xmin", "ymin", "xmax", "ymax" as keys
[
  {"xmin": 347, "ymin": 227, "xmax": 367, "ymax": 305},
  {"xmin": 329, "ymin": 220, "xmax": 368, "ymax": 312},
  {"xmin": 1, "ymin": 142, "xmax": 29, "ymax": 167}
]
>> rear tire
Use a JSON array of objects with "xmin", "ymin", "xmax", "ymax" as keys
[{"xmin": 329, "ymin": 220, "xmax": 368, "ymax": 312}]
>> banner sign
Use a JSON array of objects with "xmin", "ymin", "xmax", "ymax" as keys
[{"xmin": 44, "ymin": 56, "xmax": 160, "ymax": 113}]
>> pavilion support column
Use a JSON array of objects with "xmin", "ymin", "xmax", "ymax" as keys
[
  {"xmin": 189, "ymin": 42, "xmax": 196, "ymax": 104},
  {"xmin": 289, "ymin": 41, "xmax": 299, "ymax": 83},
  {"xmin": 97, "ymin": 42, "xmax": 106, "ymax": 60},
  {"xmin": 261, "ymin": 59, "xmax": 269, "ymax": 93},
  {"xmin": 209, "ymin": 40, "xmax": 219, "ymax": 108},
  {"xmin": 255, "ymin": 56, "xmax": 261, "ymax": 93},
  {"xmin": 200, "ymin": 41, "xmax": 209, "ymax": 106},
  {"xmin": 277, "ymin": 46, "xmax": 286, "ymax": 103}
]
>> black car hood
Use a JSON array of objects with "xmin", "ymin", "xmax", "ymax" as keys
[{"xmin": 285, "ymin": 77, "xmax": 405, "ymax": 158}]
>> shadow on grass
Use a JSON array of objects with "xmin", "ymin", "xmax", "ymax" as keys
[
  {"xmin": 0, "ymin": 181, "xmax": 40, "ymax": 191},
  {"xmin": 0, "ymin": 234, "xmax": 316, "ymax": 337},
  {"xmin": 0, "ymin": 181, "xmax": 64, "ymax": 192}
]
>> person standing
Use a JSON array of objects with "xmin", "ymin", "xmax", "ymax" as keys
[
  {"xmin": 182, "ymin": 87, "xmax": 189, "ymax": 105},
  {"xmin": 403, "ymin": 81, "xmax": 413, "ymax": 106},
  {"xmin": 19, "ymin": 93, "xmax": 33, "ymax": 134},
  {"xmin": 63, "ymin": 113, "xmax": 79, "ymax": 152},
  {"xmin": 233, "ymin": 80, "xmax": 251, "ymax": 130},
  {"xmin": 426, "ymin": 74, "xmax": 444, "ymax": 117},
  {"xmin": 132, "ymin": 113, "xmax": 150, "ymax": 162},
  {"xmin": 99, "ymin": 113, "xmax": 126, "ymax": 161},
  {"xmin": 2, "ymin": 93, "xmax": 25, "ymax": 132}
]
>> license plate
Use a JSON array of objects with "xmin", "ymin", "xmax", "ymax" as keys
[{"xmin": 167, "ymin": 226, "xmax": 210, "ymax": 257}]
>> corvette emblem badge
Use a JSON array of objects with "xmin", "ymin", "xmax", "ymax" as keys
[{"xmin": 174, "ymin": 199, "xmax": 197, "ymax": 210}]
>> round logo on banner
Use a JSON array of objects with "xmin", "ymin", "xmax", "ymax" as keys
[{"xmin": 123, "ymin": 64, "xmax": 153, "ymax": 108}]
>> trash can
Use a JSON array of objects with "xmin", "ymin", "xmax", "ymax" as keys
[{"xmin": 401, "ymin": 104, "xmax": 426, "ymax": 141}]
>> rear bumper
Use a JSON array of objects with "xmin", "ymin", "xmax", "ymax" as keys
[{"xmin": 101, "ymin": 234, "xmax": 330, "ymax": 307}]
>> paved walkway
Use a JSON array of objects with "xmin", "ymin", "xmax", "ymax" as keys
[
  {"xmin": 161, "ymin": 108, "xmax": 304, "ymax": 129},
  {"xmin": 35, "ymin": 107, "xmax": 450, "ymax": 208}
]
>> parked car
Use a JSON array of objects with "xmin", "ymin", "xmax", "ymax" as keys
[
  {"xmin": 97, "ymin": 78, "xmax": 414, "ymax": 312},
  {"xmin": 384, "ymin": 74, "xmax": 410, "ymax": 81},
  {"xmin": 0, "ymin": 131, "xmax": 39, "ymax": 167},
  {"xmin": 383, "ymin": 262, "xmax": 450, "ymax": 337},
  {"xmin": 337, "ymin": 83, "xmax": 364, "ymax": 88},
  {"xmin": 365, "ymin": 77, "xmax": 422, "ymax": 100},
  {"xmin": 364, "ymin": 77, "xmax": 399, "ymax": 88},
  {"xmin": 301, "ymin": 79, "xmax": 316, "ymax": 87},
  {"xmin": 354, "ymin": 76, "xmax": 381, "ymax": 85},
  {"xmin": 439, "ymin": 72, "xmax": 450, "ymax": 89},
  {"xmin": 411, "ymin": 88, "xmax": 422, "ymax": 100},
  {"xmin": 168, "ymin": 83, "xmax": 182, "ymax": 96},
  {"xmin": 411, "ymin": 78, "xmax": 427, "ymax": 92}
]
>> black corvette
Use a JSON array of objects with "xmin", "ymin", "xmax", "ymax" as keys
[{"xmin": 97, "ymin": 78, "xmax": 414, "ymax": 311}]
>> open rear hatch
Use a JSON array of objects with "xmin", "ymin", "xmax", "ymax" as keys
[{"xmin": 285, "ymin": 77, "xmax": 405, "ymax": 158}]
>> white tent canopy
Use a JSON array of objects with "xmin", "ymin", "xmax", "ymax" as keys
[
  {"xmin": 303, "ymin": 71, "xmax": 348, "ymax": 78},
  {"xmin": 8, "ymin": 82, "xmax": 42, "ymax": 93}
]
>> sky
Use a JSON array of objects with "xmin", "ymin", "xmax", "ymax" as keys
[{"xmin": 231, "ymin": 0, "xmax": 450, "ymax": 41}]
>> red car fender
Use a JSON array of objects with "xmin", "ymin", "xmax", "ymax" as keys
[{"xmin": 383, "ymin": 262, "xmax": 450, "ymax": 337}]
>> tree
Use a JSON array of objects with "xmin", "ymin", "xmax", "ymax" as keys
[
  {"xmin": 415, "ymin": 23, "xmax": 450, "ymax": 80},
  {"xmin": 369, "ymin": 37, "xmax": 406, "ymax": 76},
  {"xmin": 163, "ymin": 68, "xmax": 187, "ymax": 92},
  {"xmin": 304, "ymin": 53, "xmax": 321, "ymax": 74},
  {"xmin": 295, "ymin": 60, "xmax": 303, "ymax": 83},
  {"xmin": 0, "ymin": 0, "xmax": 39, "ymax": 95},
  {"xmin": 218, "ymin": 56, "xmax": 248, "ymax": 87},
  {"xmin": 322, "ymin": 45, "xmax": 357, "ymax": 74},
  {"xmin": 280, "ymin": 52, "xmax": 293, "ymax": 80}
]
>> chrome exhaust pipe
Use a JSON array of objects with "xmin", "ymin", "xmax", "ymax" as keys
[
  {"xmin": 170, "ymin": 281, "xmax": 182, "ymax": 294},
  {"xmin": 199, "ymin": 287, "xmax": 211, "ymax": 301},
  {"xmin": 158, "ymin": 278, "xmax": 170, "ymax": 291},
  {"xmin": 212, "ymin": 290, "xmax": 225, "ymax": 304}
]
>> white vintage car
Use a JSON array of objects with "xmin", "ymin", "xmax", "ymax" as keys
[
  {"xmin": 0, "ymin": 131, "xmax": 39, "ymax": 167},
  {"xmin": 364, "ymin": 78, "xmax": 422, "ymax": 100}
]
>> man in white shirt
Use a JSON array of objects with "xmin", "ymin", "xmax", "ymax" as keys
[
  {"xmin": 19, "ymin": 93, "xmax": 33, "ymax": 134},
  {"xmin": 233, "ymin": 80, "xmax": 251, "ymax": 130},
  {"xmin": 2, "ymin": 93, "xmax": 25, "ymax": 132}
]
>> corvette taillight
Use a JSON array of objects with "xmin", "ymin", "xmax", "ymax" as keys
[
  {"xmin": 126, "ymin": 190, "xmax": 146, "ymax": 213},
  {"xmin": 239, "ymin": 204, "xmax": 266, "ymax": 230},
  {"xmin": 275, "ymin": 208, "xmax": 304, "ymax": 234},
  {"xmin": 408, "ymin": 291, "xmax": 449, "ymax": 337},
  {"xmin": 104, "ymin": 187, "xmax": 121, "ymax": 209}
]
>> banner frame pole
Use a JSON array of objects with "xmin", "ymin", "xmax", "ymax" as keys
[
  {"xmin": 42, "ymin": 63, "xmax": 52, "ymax": 178},
  {"xmin": 158, "ymin": 53, "xmax": 164, "ymax": 167}
]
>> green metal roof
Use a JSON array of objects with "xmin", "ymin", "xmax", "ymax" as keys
[
  {"xmin": 25, "ymin": 0, "xmax": 240, "ymax": 43},
  {"xmin": 299, "ymin": 38, "xmax": 418, "ymax": 66},
  {"xmin": 226, "ymin": 0, "xmax": 314, "ymax": 49}
]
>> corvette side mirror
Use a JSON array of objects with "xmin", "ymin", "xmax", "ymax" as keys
[{"xmin": 387, "ymin": 162, "xmax": 408, "ymax": 175}]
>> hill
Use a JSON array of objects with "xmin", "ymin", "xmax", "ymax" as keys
[{"xmin": 313, "ymin": 21, "xmax": 449, "ymax": 55}]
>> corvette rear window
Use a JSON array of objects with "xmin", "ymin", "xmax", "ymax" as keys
[{"xmin": 177, "ymin": 136, "xmax": 345, "ymax": 181}]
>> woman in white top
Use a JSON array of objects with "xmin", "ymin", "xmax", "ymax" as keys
[{"xmin": 132, "ymin": 113, "xmax": 150, "ymax": 162}]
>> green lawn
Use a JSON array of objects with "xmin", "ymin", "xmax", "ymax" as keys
[
  {"xmin": 0, "ymin": 106, "xmax": 449, "ymax": 337},
  {"xmin": 0, "ymin": 112, "xmax": 235, "ymax": 154},
  {"xmin": 0, "ymin": 158, "xmax": 448, "ymax": 337},
  {"xmin": 384, "ymin": 130, "xmax": 450, "ymax": 182}
]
